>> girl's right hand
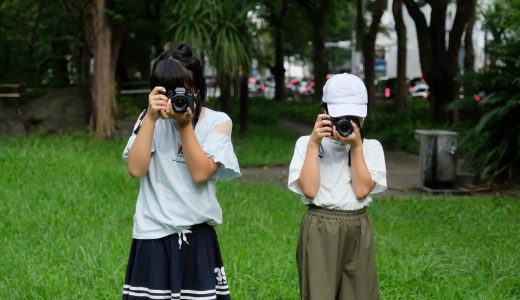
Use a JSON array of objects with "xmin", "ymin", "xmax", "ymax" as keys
[
  {"xmin": 147, "ymin": 86, "xmax": 169, "ymax": 121},
  {"xmin": 310, "ymin": 114, "xmax": 332, "ymax": 145}
]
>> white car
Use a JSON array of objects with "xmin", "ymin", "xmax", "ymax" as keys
[{"xmin": 410, "ymin": 82, "xmax": 429, "ymax": 99}]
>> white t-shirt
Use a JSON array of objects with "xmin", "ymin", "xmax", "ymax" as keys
[
  {"xmin": 288, "ymin": 136, "xmax": 387, "ymax": 210},
  {"xmin": 122, "ymin": 108, "xmax": 241, "ymax": 239}
]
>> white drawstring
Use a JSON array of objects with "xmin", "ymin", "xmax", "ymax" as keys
[{"xmin": 178, "ymin": 228, "xmax": 192, "ymax": 249}]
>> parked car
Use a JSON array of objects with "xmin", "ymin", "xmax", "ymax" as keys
[
  {"xmin": 408, "ymin": 77, "xmax": 429, "ymax": 100},
  {"xmin": 285, "ymin": 78, "xmax": 300, "ymax": 98},
  {"xmin": 376, "ymin": 77, "xmax": 397, "ymax": 100},
  {"xmin": 248, "ymin": 77, "xmax": 265, "ymax": 95},
  {"xmin": 297, "ymin": 80, "xmax": 315, "ymax": 97}
]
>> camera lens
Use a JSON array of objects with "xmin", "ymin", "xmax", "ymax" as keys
[
  {"xmin": 335, "ymin": 119, "xmax": 353, "ymax": 137},
  {"xmin": 172, "ymin": 95, "xmax": 188, "ymax": 112}
]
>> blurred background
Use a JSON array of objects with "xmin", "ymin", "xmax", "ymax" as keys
[
  {"xmin": 0, "ymin": 0, "xmax": 518, "ymax": 182},
  {"xmin": 1, "ymin": 1, "xmax": 519, "ymax": 298}
]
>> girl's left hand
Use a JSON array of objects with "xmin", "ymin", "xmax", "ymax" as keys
[
  {"xmin": 166, "ymin": 102, "xmax": 193, "ymax": 128},
  {"xmin": 333, "ymin": 120, "xmax": 362, "ymax": 147}
]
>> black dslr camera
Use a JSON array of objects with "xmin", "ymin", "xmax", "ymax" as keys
[
  {"xmin": 164, "ymin": 87, "xmax": 195, "ymax": 113},
  {"xmin": 326, "ymin": 116, "xmax": 361, "ymax": 137}
]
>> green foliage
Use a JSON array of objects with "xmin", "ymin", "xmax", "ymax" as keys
[
  {"xmin": 364, "ymin": 101, "xmax": 433, "ymax": 153},
  {"xmin": 167, "ymin": 0, "xmax": 254, "ymax": 76},
  {"xmin": 453, "ymin": 0, "xmax": 520, "ymax": 182},
  {"xmin": 0, "ymin": 1, "xmax": 82, "ymax": 84},
  {"xmin": 1, "ymin": 135, "xmax": 519, "ymax": 298},
  {"xmin": 166, "ymin": 0, "xmax": 214, "ymax": 52}
]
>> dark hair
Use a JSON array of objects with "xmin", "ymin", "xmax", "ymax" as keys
[{"xmin": 150, "ymin": 43, "xmax": 207, "ymax": 106}]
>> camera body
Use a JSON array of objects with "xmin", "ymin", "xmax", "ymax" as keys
[
  {"xmin": 164, "ymin": 87, "xmax": 195, "ymax": 113},
  {"xmin": 326, "ymin": 116, "xmax": 361, "ymax": 137}
]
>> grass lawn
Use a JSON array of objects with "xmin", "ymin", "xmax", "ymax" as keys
[{"xmin": 1, "ymin": 135, "xmax": 519, "ymax": 299}]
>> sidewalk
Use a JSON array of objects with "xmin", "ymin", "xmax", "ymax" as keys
[{"xmin": 240, "ymin": 150, "xmax": 422, "ymax": 197}]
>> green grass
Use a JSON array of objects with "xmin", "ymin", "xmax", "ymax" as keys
[
  {"xmin": 225, "ymin": 98, "xmax": 318, "ymax": 167},
  {"xmin": 232, "ymin": 123, "xmax": 297, "ymax": 167},
  {"xmin": 1, "ymin": 135, "xmax": 519, "ymax": 299}
]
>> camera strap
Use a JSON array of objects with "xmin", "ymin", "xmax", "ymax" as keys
[
  {"xmin": 133, "ymin": 109, "xmax": 148, "ymax": 135},
  {"xmin": 321, "ymin": 102, "xmax": 330, "ymax": 115}
]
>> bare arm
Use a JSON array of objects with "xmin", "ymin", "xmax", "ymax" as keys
[
  {"xmin": 170, "ymin": 107, "xmax": 219, "ymax": 184},
  {"xmin": 178, "ymin": 119, "xmax": 219, "ymax": 184},
  {"xmin": 349, "ymin": 144, "xmax": 375, "ymax": 200},
  {"xmin": 298, "ymin": 114, "xmax": 332, "ymax": 199},
  {"xmin": 127, "ymin": 87, "xmax": 169, "ymax": 178},
  {"xmin": 333, "ymin": 121, "xmax": 375, "ymax": 199}
]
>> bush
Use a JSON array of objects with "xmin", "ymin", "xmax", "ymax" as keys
[{"xmin": 453, "ymin": 2, "xmax": 520, "ymax": 182}]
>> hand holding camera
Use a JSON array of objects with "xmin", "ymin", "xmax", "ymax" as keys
[
  {"xmin": 160, "ymin": 87, "xmax": 197, "ymax": 127},
  {"xmin": 329, "ymin": 116, "xmax": 362, "ymax": 147},
  {"xmin": 310, "ymin": 114, "xmax": 333, "ymax": 145},
  {"xmin": 147, "ymin": 86, "xmax": 169, "ymax": 121}
]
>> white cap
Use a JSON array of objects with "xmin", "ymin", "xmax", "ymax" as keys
[{"xmin": 322, "ymin": 73, "xmax": 367, "ymax": 117}]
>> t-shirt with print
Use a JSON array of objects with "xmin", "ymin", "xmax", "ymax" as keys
[
  {"xmin": 288, "ymin": 136, "xmax": 386, "ymax": 211},
  {"xmin": 122, "ymin": 108, "xmax": 241, "ymax": 239}
]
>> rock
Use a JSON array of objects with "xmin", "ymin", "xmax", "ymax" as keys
[
  {"xmin": 113, "ymin": 116, "xmax": 137, "ymax": 139},
  {"xmin": 21, "ymin": 87, "xmax": 91, "ymax": 134},
  {"xmin": 0, "ymin": 109, "xmax": 27, "ymax": 137}
]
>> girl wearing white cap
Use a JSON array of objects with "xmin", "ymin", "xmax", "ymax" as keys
[{"xmin": 288, "ymin": 73, "xmax": 387, "ymax": 299}]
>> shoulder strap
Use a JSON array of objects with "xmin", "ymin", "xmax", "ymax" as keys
[{"xmin": 132, "ymin": 109, "xmax": 148, "ymax": 135}]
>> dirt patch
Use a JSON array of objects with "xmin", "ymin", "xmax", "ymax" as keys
[{"xmin": 239, "ymin": 165, "xmax": 289, "ymax": 186}]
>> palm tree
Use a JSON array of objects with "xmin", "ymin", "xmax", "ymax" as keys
[{"xmin": 168, "ymin": 0, "xmax": 254, "ymax": 133}]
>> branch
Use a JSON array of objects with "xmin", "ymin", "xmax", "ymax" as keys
[
  {"xmin": 404, "ymin": 0, "xmax": 433, "ymax": 78},
  {"xmin": 366, "ymin": 0, "xmax": 386, "ymax": 41},
  {"xmin": 448, "ymin": 0, "xmax": 476, "ymax": 65},
  {"xmin": 60, "ymin": 0, "xmax": 87, "ymax": 34}
]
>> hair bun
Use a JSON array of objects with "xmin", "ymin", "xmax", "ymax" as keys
[{"xmin": 177, "ymin": 43, "xmax": 193, "ymax": 57}]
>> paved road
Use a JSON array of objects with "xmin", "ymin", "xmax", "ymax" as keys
[{"xmin": 240, "ymin": 150, "xmax": 422, "ymax": 198}]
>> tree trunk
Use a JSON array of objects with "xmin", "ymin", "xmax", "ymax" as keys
[
  {"xmin": 89, "ymin": 0, "xmax": 120, "ymax": 138},
  {"xmin": 362, "ymin": 41, "xmax": 376, "ymax": 113},
  {"xmin": 404, "ymin": 0, "xmax": 475, "ymax": 123},
  {"xmin": 239, "ymin": 74, "xmax": 249, "ymax": 136},
  {"xmin": 393, "ymin": 0, "xmax": 407, "ymax": 111},
  {"xmin": 464, "ymin": 3, "xmax": 476, "ymax": 72},
  {"xmin": 355, "ymin": 0, "xmax": 364, "ymax": 54},
  {"xmin": 429, "ymin": 2, "xmax": 450, "ymax": 123},
  {"xmin": 273, "ymin": 24, "xmax": 286, "ymax": 101},
  {"xmin": 218, "ymin": 74, "xmax": 231, "ymax": 114},
  {"xmin": 267, "ymin": 0, "xmax": 288, "ymax": 102},
  {"xmin": 361, "ymin": 0, "xmax": 385, "ymax": 114},
  {"xmin": 297, "ymin": 0, "xmax": 331, "ymax": 101},
  {"xmin": 312, "ymin": 21, "xmax": 328, "ymax": 101}
]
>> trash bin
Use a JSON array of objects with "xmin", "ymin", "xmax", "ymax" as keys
[{"xmin": 414, "ymin": 130, "xmax": 458, "ymax": 189}]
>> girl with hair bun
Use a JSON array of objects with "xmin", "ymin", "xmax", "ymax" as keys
[{"xmin": 121, "ymin": 43, "xmax": 240, "ymax": 300}]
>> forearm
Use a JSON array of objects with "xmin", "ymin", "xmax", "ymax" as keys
[
  {"xmin": 298, "ymin": 142, "xmax": 321, "ymax": 199},
  {"xmin": 127, "ymin": 115, "xmax": 156, "ymax": 178},
  {"xmin": 179, "ymin": 125, "xmax": 218, "ymax": 184},
  {"xmin": 350, "ymin": 145, "xmax": 375, "ymax": 199}
]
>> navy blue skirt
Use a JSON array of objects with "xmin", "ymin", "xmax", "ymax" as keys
[{"xmin": 123, "ymin": 223, "xmax": 231, "ymax": 300}]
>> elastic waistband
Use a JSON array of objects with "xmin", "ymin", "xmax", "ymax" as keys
[
  {"xmin": 188, "ymin": 222, "xmax": 213, "ymax": 232},
  {"xmin": 308, "ymin": 204, "xmax": 366, "ymax": 216}
]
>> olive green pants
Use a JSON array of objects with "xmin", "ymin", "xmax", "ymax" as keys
[{"xmin": 297, "ymin": 205, "xmax": 380, "ymax": 300}]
